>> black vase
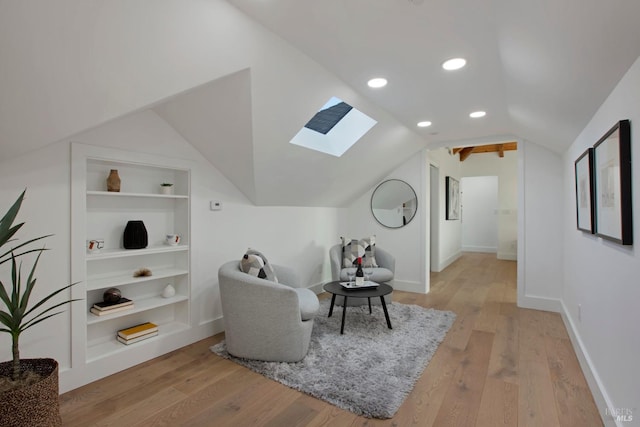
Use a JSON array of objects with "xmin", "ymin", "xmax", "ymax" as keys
[{"xmin": 123, "ymin": 220, "xmax": 148, "ymax": 249}]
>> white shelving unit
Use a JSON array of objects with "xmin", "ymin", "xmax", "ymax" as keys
[{"xmin": 70, "ymin": 143, "xmax": 192, "ymax": 384}]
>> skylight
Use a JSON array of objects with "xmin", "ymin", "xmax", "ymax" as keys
[
  {"xmin": 290, "ymin": 97, "xmax": 377, "ymax": 157},
  {"xmin": 304, "ymin": 99, "xmax": 352, "ymax": 134}
]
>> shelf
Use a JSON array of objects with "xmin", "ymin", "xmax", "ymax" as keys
[
  {"xmin": 87, "ymin": 190, "xmax": 188, "ymax": 199},
  {"xmin": 87, "ymin": 268, "xmax": 189, "ymax": 291},
  {"xmin": 86, "ymin": 245, "xmax": 188, "ymax": 261},
  {"xmin": 72, "ymin": 144, "xmax": 192, "ymax": 384},
  {"xmin": 87, "ymin": 294, "xmax": 188, "ymax": 325},
  {"xmin": 86, "ymin": 321, "xmax": 189, "ymax": 362}
]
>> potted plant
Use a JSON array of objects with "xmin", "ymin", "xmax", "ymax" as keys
[
  {"xmin": 160, "ymin": 182, "xmax": 173, "ymax": 195},
  {"xmin": 0, "ymin": 190, "xmax": 78, "ymax": 427}
]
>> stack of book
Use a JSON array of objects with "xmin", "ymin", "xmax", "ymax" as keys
[
  {"xmin": 117, "ymin": 322, "xmax": 158, "ymax": 345},
  {"xmin": 89, "ymin": 297, "xmax": 134, "ymax": 316}
]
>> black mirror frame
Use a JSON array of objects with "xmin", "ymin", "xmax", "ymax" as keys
[{"xmin": 370, "ymin": 179, "xmax": 418, "ymax": 229}]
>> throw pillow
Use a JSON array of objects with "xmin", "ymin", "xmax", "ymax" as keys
[
  {"xmin": 240, "ymin": 248, "xmax": 278, "ymax": 282},
  {"xmin": 341, "ymin": 235, "xmax": 378, "ymax": 268}
]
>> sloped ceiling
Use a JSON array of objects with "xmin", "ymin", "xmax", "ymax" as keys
[
  {"xmin": 152, "ymin": 52, "xmax": 426, "ymax": 207},
  {"xmin": 229, "ymin": 0, "xmax": 640, "ymax": 154},
  {"xmin": 2, "ymin": 1, "xmax": 640, "ymax": 207},
  {"xmin": 153, "ymin": 69, "xmax": 257, "ymax": 203}
]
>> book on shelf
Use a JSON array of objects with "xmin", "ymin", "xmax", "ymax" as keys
[
  {"xmin": 92, "ymin": 297, "xmax": 133, "ymax": 311},
  {"xmin": 89, "ymin": 304, "xmax": 134, "ymax": 316},
  {"xmin": 116, "ymin": 330, "xmax": 158, "ymax": 345},
  {"xmin": 117, "ymin": 322, "xmax": 158, "ymax": 340}
]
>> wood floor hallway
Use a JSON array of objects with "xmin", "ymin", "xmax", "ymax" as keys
[{"xmin": 60, "ymin": 253, "xmax": 603, "ymax": 426}]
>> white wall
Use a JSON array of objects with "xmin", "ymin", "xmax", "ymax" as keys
[
  {"xmin": 0, "ymin": 109, "xmax": 343, "ymax": 392},
  {"xmin": 517, "ymin": 141, "xmax": 564, "ymax": 310},
  {"xmin": 344, "ymin": 151, "xmax": 428, "ymax": 293},
  {"xmin": 461, "ymin": 176, "xmax": 499, "ymax": 253},
  {"xmin": 462, "ymin": 150, "xmax": 518, "ymax": 260},
  {"xmin": 562, "ymin": 56, "xmax": 640, "ymax": 425},
  {"xmin": 428, "ymin": 148, "xmax": 463, "ymax": 271}
]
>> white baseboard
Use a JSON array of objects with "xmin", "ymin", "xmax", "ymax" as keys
[
  {"xmin": 462, "ymin": 245, "xmax": 497, "ymax": 253},
  {"xmin": 497, "ymin": 251, "xmax": 517, "ymax": 261},
  {"xmin": 435, "ymin": 251, "xmax": 462, "ymax": 272},
  {"xmin": 559, "ymin": 301, "xmax": 615, "ymax": 426},
  {"xmin": 392, "ymin": 280, "xmax": 426, "ymax": 294},
  {"xmin": 517, "ymin": 294, "xmax": 562, "ymax": 312}
]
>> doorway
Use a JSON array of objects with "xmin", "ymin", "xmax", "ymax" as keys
[{"xmin": 461, "ymin": 176, "xmax": 498, "ymax": 253}]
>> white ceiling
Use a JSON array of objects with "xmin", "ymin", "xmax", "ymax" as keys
[
  {"xmin": 2, "ymin": 1, "xmax": 639, "ymax": 207},
  {"xmin": 228, "ymin": 0, "xmax": 640, "ymax": 153}
]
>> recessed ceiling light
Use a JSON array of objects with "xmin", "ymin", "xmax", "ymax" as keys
[
  {"xmin": 367, "ymin": 78, "xmax": 388, "ymax": 88},
  {"xmin": 417, "ymin": 121, "xmax": 432, "ymax": 127},
  {"xmin": 442, "ymin": 58, "xmax": 467, "ymax": 71},
  {"xmin": 469, "ymin": 111, "xmax": 486, "ymax": 118}
]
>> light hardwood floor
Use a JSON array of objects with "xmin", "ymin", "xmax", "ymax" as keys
[{"xmin": 60, "ymin": 253, "xmax": 603, "ymax": 426}]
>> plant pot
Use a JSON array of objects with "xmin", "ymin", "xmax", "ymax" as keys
[
  {"xmin": 160, "ymin": 186, "xmax": 173, "ymax": 195},
  {"xmin": 0, "ymin": 358, "xmax": 61, "ymax": 427}
]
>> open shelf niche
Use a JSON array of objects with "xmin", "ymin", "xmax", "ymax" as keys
[{"xmin": 70, "ymin": 143, "xmax": 192, "ymax": 386}]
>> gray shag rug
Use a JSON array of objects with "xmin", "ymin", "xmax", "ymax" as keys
[{"xmin": 210, "ymin": 299, "xmax": 456, "ymax": 419}]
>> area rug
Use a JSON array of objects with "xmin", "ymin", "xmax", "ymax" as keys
[{"xmin": 210, "ymin": 299, "xmax": 456, "ymax": 419}]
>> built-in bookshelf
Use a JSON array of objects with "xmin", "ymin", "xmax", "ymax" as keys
[{"xmin": 70, "ymin": 143, "xmax": 192, "ymax": 386}]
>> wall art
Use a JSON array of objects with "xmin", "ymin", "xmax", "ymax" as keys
[
  {"xmin": 446, "ymin": 176, "xmax": 460, "ymax": 220},
  {"xmin": 574, "ymin": 148, "xmax": 595, "ymax": 233},
  {"xmin": 593, "ymin": 119, "xmax": 632, "ymax": 245}
]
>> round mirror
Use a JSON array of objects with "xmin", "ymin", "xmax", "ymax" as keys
[{"xmin": 371, "ymin": 179, "xmax": 418, "ymax": 228}]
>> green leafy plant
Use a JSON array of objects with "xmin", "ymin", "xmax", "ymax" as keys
[
  {"xmin": 160, "ymin": 183, "xmax": 173, "ymax": 187},
  {"xmin": 0, "ymin": 190, "xmax": 78, "ymax": 382}
]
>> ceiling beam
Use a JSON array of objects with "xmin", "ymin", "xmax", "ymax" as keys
[
  {"xmin": 459, "ymin": 147, "xmax": 475, "ymax": 162},
  {"xmin": 452, "ymin": 141, "xmax": 518, "ymax": 161}
]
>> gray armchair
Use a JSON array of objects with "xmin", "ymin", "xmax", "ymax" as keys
[
  {"xmin": 218, "ymin": 260, "xmax": 319, "ymax": 362},
  {"xmin": 329, "ymin": 244, "xmax": 395, "ymax": 306}
]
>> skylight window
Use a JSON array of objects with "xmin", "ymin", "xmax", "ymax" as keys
[
  {"xmin": 290, "ymin": 97, "xmax": 377, "ymax": 157},
  {"xmin": 304, "ymin": 99, "xmax": 352, "ymax": 134}
]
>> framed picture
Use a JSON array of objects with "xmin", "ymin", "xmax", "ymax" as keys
[
  {"xmin": 445, "ymin": 176, "xmax": 460, "ymax": 220},
  {"xmin": 574, "ymin": 148, "xmax": 594, "ymax": 233},
  {"xmin": 593, "ymin": 119, "xmax": 632, "ymax": 245}
]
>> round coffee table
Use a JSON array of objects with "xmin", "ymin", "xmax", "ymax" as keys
[{"xmin": 322, "ymin": 281, "xmax": 393, "ymax": 334}]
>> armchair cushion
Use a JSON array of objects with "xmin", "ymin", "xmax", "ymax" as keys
[
  {"xmin": 240, "ymin": 248, "xmax": 278, "ymax": 282},
  {"xmin": 341, "ymin": 236, "xmax": 378, "ymax": 268}
]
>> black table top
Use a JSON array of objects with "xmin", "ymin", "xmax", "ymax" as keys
[{"xmin": 323, "ymin": 281, "xmax": 393, "ymax": 298}]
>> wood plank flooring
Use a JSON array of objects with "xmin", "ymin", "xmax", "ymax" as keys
[{"xmin": 60, "ymin": 253, "xmax": 603, "ymax": 426}]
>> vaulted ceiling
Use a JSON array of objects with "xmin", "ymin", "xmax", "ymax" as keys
[
  {"xmin": 229, "ymin": 0, "xmax": 640, "ymax": 154},
  {"xmin": 1, "ymin": 1, "xmax": 640, "ymax": 207}
]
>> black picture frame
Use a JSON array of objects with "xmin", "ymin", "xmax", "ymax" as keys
[
  {"xmin": 593, "ymin": 119, "xmax": 632, "ymax": 245},
  {"xmin": 445, "ymin": 176, "xmax": 460, "ymax": 220},
  {"xmin": 574, "ymin": 148, "xmax": 595, "ymax": 233}
]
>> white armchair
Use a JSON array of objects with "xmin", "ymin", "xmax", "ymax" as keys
[
  {"xmin": 218, "ymin": 260, "xmax": 319, "ymax": 362},
  {"xmin": 329, "ymin": 244, "xmax": 395, "ymax": 306}
]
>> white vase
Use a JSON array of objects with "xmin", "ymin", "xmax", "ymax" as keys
[
  {"xmin": 162, "ymin": 284, "xmax": 176, "ymax": 298},
  {"xmin": 160, "ymin": 186, "xmax": 173, "ymax": 195}
]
